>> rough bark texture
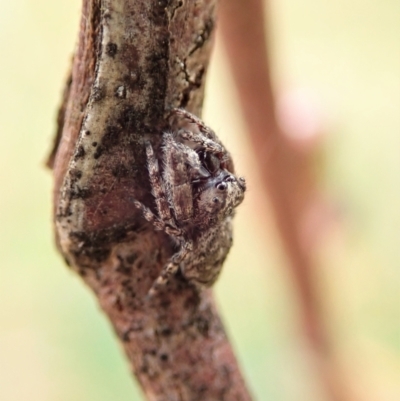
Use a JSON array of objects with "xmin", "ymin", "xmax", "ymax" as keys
[{"xmin": 49, "ymin": 1, "xmax": 253, "ymax": 400}]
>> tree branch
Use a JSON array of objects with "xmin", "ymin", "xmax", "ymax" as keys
[{"xmin": 49, "ymin": 1, "xmax": 253, "ymax": 400}]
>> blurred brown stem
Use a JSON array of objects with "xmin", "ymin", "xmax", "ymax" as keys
[
  {"xmin": 219, "ymin": 0, "xmax": 354, "ymax": 400},
  {"xmin": 49, "ymin": 1, "xmax": 253, "ymax": 400}
]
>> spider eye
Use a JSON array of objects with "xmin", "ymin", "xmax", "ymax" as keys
[{"xmin": 216, "ymin": 182, "xmax": 227, "ymax": 191}]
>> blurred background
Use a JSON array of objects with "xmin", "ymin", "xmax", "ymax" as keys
[{"xmin": 0, "ymin": 0, "xmax": 399, "ymax": 400}]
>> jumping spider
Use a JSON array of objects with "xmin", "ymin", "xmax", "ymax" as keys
[{"xmin": 133, "ymin": 108, "xmax": 246, "ymax": 297}]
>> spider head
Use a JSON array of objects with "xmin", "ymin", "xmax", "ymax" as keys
[
  {"xmin": 198, "ymin": 150, "xmax": 235, "ymax": 175},
  {"xmin": 195, "ymin": 171, "xmax": 246, "ymax": 223}
]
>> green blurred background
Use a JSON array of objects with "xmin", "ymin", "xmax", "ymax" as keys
[{"xmin": 0, "ymin": 0, "xmax": 399, "ymax": 400}]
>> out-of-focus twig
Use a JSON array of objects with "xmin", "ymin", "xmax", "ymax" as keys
[{"xmin": 219, "ymin": 1, "xmax": 356, "ymax": 400}]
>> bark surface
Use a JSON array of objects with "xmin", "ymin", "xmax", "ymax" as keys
[{"xmin": 49, "ymin": 1, "xmax": 252, "ymax": 400}]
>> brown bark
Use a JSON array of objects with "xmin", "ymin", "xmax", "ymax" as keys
[
  {"xmin": 49, "ymin": 1, "xmax": 253, "ymax": 400},
  {"xmin": 219, "ymin": 1, "xmax": 356, "ymax": 401}
]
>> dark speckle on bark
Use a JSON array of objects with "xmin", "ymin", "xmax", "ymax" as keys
[{"xmin": 105, "ymin": 42, "xmax": 118, "ymax": 57}]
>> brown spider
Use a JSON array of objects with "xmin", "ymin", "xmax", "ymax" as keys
[{"xmin": 133, "ymin": 109, "xmax": 246, "ymax": 297}]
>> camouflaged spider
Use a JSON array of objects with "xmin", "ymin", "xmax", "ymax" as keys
[{"xmin": 133, "ymin": 108, "xmax": 246, "ymax": 297}]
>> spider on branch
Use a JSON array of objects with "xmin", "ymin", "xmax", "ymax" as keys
[{"xmin": 133, "ymin": 109, "xmax": 246, "ymax": 297}]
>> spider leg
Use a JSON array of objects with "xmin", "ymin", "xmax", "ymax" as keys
[
  {"xmin": 147, "ymin": 239, "xmax": 193, "ymax": 298},
  {"xmin": 132, "ymin": 198, "xmax": 191, "ymax": 298},
  {"xmin": 162, "ymin": 133, "xmax": 195, "ymax": 222},
  {"xmin": 145, "ymin": 141, "xmax": 173, "ymax": 224},
  {"xmin": 177, "ymin": 129, "xmax": 224, "ymax": 155},
  {"xmin": 172, "ymin": 108, "xmax": 216, "ymax": 139},
  {"xmin": 131, "ymin": 199, "xmax": 182, "ymax": 238}
]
